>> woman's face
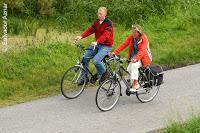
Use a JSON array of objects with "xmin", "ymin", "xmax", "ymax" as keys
[{"xmin": 132, "ymin": 29, "xmax": 140, "ymax": 38}]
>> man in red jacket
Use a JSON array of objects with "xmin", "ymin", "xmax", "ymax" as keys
[{"xmin": 75, "ymin": 7, "xmax": 114, "ymax": 84}]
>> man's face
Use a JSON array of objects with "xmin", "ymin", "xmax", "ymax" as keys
[{"xmin": 98, "ymin": 9, "xmax": 106, "ymax": 21}]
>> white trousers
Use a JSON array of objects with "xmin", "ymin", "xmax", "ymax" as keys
[{"xmin": 127, "ymin": 61, "xmax": 142, "ymax": 80}]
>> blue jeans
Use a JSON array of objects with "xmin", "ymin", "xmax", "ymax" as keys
[{"xmin": 82, "ymin": 44, "xmax": 111, "ymax": 77}]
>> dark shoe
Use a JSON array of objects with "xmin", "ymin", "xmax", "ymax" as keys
[
  {"xmin": 100, "ymin": 71, "xmax": 109, "ymax": 83},
  {"xmin": 77, "ymin": 78, "xmax": 88, "ymax": 85},
  {"xmin": 90, "ymin": 73, "xmax": 99, "ymax": 84}
]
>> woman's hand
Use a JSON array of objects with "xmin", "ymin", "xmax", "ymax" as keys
[{"xmin": 131, "ymin": 58, "xmax": 137, "ymax": 63}]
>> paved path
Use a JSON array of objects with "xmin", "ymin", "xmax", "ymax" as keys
[{"xmin": 0, "ymin": 64, "xmax": 200, "ymax": 133}]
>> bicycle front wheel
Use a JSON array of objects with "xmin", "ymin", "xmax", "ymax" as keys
[
  {"xmin": 96, "ymin": 79, "xmax": 121, "ymax": 112},
  {"xmin": 61, "ymin": 66, "xmax": 86, "ymax": 99}
]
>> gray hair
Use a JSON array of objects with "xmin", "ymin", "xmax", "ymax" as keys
[
  {"xmin": 98, "ymin": 7, "xmax": 107, "ymax": 15},
  {"xmin": 132, "ymin": 24, "xmax": 143, "ymax": 35}
]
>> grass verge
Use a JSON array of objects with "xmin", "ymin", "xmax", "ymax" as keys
[{"xmin": 163, "ymin": 115, "xmax": 200, "ymax": 133}]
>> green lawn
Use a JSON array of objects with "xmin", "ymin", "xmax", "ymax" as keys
[
  {"xmin": 164, "ymin": 115, "xmax": 200, "ymax": 133},
  {"xmin": 0, "ymin": 22, "xmax": 200, "ymax": 107}
]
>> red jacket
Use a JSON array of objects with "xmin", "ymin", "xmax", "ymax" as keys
[
  {"xmin": 114, "ymin": 34, "xmax": 152, "ymax": 67},
  {"xmin": 81, "ymin": 18, "xmax": 114, "ymax": 47}
]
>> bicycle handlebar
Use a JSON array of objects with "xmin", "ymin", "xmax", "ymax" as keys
[
  {"xmin": 74, "ymin": 42, "xmax": 130, "ymax": 63},
  {"xmin": 74, "ymin": 42, "xmax": 95, "ymax": 52},
  {"xmin": 106, "ymin": 54, "xmax": 130, "ymax": 64}
]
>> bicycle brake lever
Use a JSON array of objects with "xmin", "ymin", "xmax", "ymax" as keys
[{"xmin": 93, "ymin": 45, "xmax": 96, "ymax": 50}]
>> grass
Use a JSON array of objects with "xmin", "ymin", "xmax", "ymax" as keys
[
  {"xmin": 7, "ymin": 16, "xmax": 89, "ymax": 36},
  {"xmin": 163, "ymin": 115, "xmax": 200, "ymax": 133},
  {"xmin": 0, "ymin": 43, "xmax": 79, "ymax": 107},
  {"xmin": 0, "ymin": 21, "xmax": 200, "ymax": 107}
]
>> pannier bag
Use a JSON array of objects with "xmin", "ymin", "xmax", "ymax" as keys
[{"xmin": 149, "ymin": 64, "xmax": 164, "ymax": 86}]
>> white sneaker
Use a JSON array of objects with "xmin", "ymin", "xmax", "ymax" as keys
[
  {"xmin": 129, "ymin": 84, "xmax": 140, "ymax": 92},
  {"xmin": 129, "ymin": 88, "xmax": 137, "ymax": 93}
]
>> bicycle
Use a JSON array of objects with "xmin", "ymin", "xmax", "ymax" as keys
[
  {"xmin": 95, "ymin": 55, "xmax": 163, "ymax": 111},
  {"xmin": 60, "ymin": 42, "xmax": 113, "ymax": 99}
]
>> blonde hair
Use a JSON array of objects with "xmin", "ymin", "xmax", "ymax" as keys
[
  {"xmin": 132, "ymin": 24, "xmax": 143, "ymax": 35},
  {"xmin": 98, "ymin": 7, "xmax": 107, "ymax": 15}
]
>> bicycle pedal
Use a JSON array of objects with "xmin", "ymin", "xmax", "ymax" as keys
[
  {"xmin": 90, "ymin": 80, "xmax": 96, "ymax": 84},
  {"xmin": 125, "ymin": 89, "xmax": 131, "ymax": 96},
  {"xmin": 130, "ymin": 91, "xmax": 136, "ymax": 95},
  {"xmin": 90, "ymin": 78, "xmax": 97, "ymax": 84}
]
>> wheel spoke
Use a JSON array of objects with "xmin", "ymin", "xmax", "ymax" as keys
[
  {"xmin": 74, "ymin": 69, "xmax": 82, "ymax": 83},
  {"xmin": 61, "ymin": 66, "xmax": 86, "ymax": 99},
  {"xmin": 136, "ymin": 85, "xmax": 159, "ymax": 102},
  {"xmin": 96, "ymin": 79, "xmax": 121, "ymax": 111}
]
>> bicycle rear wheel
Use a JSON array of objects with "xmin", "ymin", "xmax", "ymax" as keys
[
  {"xmin": 136, "ymin": 76, "xmax": 159, "ymax": 103},
  {"xmin": 61, "ymin": 66, "xmax": 86, "ymax": 99},
  {"xmin": 96, "ymin": 79, "xmax": 121, "ymax": 112}
]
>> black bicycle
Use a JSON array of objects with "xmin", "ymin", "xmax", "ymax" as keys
[
  {"xmin": 61, "ymin": 42, "xmax": 113, "ymax": 99},
  {"xmin": 95, "ymin": 55, "xmax": 164, "ymax": 111}
]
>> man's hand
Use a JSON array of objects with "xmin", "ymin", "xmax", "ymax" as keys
[
  {"xmin": 90, "ymin": 41, "xmax": 98, "ymax": 46},
  {"xmin": 108, "ymin": 52, "xmax": 115, "ymax": 57},
  {"xmin": 74, "ymin": 36, "xmax": 82, "ymax": 43}
]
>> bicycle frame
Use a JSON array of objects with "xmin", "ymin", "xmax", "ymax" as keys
[
  {"xmin": 95, "ymin": 55, "xmax": 161, "ymax": 111},
  {"xmin": 74, "ymin": 43, "xmax": 111, "ymax": 82},
  {"xmin": 74, "ymin": 56, "xmax": 97, "ymax": 83},
  {"xmin": 118, "ymin": 66, "xmax": 131, "ymax": 88},
  {"xmin": 108, "ymin": 55, "xmax": 152, "ymax": 90}
]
